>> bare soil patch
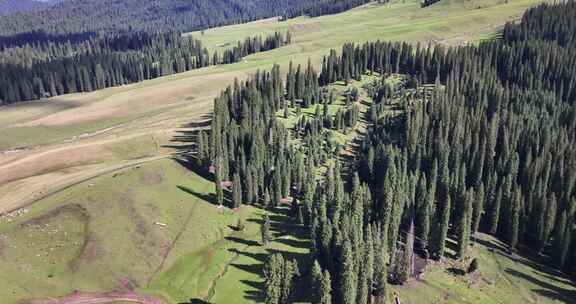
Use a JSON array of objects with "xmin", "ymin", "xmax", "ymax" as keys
[
  {"xmin": 23, "ymin": 204, "xmax": 89, "ymax": 227},
  {"xmin": 0, "ymin": 143, "xmax": 114, "ymax": 186},
  {"xmin": 139, "ymin": 170, "xmax": 163, "ymax": 186},
  {"xmin": 73, "ymin": 233, "xmax": 103, "ymax": 269},
  {"xmin": 289, "ymin": 22, "xmax": 322, "ymax": 33}
]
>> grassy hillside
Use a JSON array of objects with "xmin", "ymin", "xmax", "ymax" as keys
[
  {"xmin": 192, "ymin": 0, "xmax": 536, "ymax": 52},
  {"xmin": 392, "ymin": 234, "xmax": 576, "ymax": 304},
  {"xmin": 2, "ymin": 0, "xmax": 574, "ymax": 303},
  {"xmin": 0, "ymin": 159, "xmax": 229, "ymax": 303},
  {"xmin": 0, "ymin": 157, "xmax": 308, "ymax": 304}
]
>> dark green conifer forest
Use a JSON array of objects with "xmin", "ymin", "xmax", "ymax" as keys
[
  {"xmin": 0, "ymin": 31, "xmax": 291, "ymax": 105},
  {"xmin": 198, "ymin": 1, "xmax": 576, "ymax": 302}
]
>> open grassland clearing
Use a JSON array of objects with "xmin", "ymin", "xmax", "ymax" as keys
[
  {"xmin": 0, "ymin": 159, "xmax": 228, "ymax": 303},
  {"xmin": 0, "ymin": 157, "xmax": 309, "ymax": 304},
  {"xmin": 392, "ymin": 234, "xmax": 576, "ymax": 304}
]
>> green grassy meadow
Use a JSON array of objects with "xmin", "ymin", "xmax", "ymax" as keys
[
  {"xmin": 0, "ymin": 157, "xmax": 308, "ymax": 304},
  {"xmin": 193, "ymin": 0, "xmax": 540, "ymax": 60},
  {"xmin": 0, "ymin": 159, "xmax": 229, "ymax": 303},
  {"xmin": 2, "ymin": 0, "xmax": 575, "ymax": 303},
  {"xmin": 392, "ymin": 234, "xmax": 576, "ymax": 304}
]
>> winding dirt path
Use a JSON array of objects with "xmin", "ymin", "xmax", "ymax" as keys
[{"xmin": 25, "ymin": 290, "xmax": 163, "ymax": 304}]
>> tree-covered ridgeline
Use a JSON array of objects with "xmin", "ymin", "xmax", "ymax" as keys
[
  {"xmin": 0, "ymin": 31, "xmax": 291, "ymax": 105},
  {"xmin": 285, "ymin": 0, "xmax": 380, "ymax": 19},
  {"xmin": 0, "ymin": 0, "xmax": 380, "ymax": 37},
  {"xmin": 199, "ymin": 1, "xmax": 576, "ymax": 302}
]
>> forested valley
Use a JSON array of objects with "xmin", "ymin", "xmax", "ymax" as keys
[{"xmin": 197, "ymin": 1, "xmax": 576, "ymax": 302}]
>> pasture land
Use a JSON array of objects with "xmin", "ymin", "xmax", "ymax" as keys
[{"xmin": 2, "ymin": 1, "xmax": 567, "ymax": 303}]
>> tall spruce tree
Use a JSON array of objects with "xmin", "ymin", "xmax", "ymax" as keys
[
  {"xmin": 339, "ymin": 241, "xmax": 357, "ymax": 304},
  {"xmin": 320, "ymin": 270, "xmax": 332, "ymax": 304},
  {"xmin": 508, "ymin": 188, "xmax": 521, "ymax": 253},
  {"xmin": 262, "ymin": 214, "xmax": 271, "ymax": 246},
  {"xmin": 232, "ymin": 172, "xmax": 242, "ymax": 209},
  {"xmin": 458, "ymin": 190, "xmax": 473, "ymax": 258}
]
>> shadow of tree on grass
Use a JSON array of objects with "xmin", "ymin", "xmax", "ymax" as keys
[{"xmin": 505, "ymin": 268, "xmax": 576, "ymax": 304}]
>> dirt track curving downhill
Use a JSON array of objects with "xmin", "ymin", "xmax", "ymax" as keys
[{"xmin": 25, "ymin": 290, "xmax": 163, "ymax": 304}]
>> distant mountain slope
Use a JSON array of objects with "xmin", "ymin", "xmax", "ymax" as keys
[
  {"xmin": 0, "ymin": 0, "xmax": 49, "ymax": 16},
  {"xmin": 0, "ymin": 0, "xmax": 372, "ymax": 36}
]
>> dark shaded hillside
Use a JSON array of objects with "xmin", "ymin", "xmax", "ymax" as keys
[
  {"xmin": 0, "ymin": 0, "xmax": 376, "ymax": 36},
  {"xmin": 0, "ymin": 0, "xmax": 50, "ymax": 16}
]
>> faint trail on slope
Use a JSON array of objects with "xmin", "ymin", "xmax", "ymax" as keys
[
  {"xmin": 25, "ymin": 290, "xmax": 163, "ymax": 304},
  {"xmin": 1, "ymin": 155, "xmax": 169, "ymax": 216},
  {"xmin": 203, "ymin": 231, "xmax": 261, "ymax": 302},
  {"xmin": 145, "ymin": 179, "xmax": 214, "ymax": 287}
]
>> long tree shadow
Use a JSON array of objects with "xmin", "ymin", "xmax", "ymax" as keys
[
  {"xmin": 165, "ymin": 114, "xmax": 213, "ymax": 175},
  {"xmin": 228, "ymin": 248, "xmax": 269, "ymax": 264},
  {"xmin": 225, "ymin": 237, "xmax": 260, "ymax": 247},
  {"xmin": 179, "ymin": 299, "xmax": 212, "ymax": 304},
  {"xmin": 474, "ymin": 237, "xmax": 509, "ymax": 253},
  {"xmin": 225, "ymin": 205, "xmax": 311, "ymax": 302},
  {"xmin": 173, "ymin": 158, "xmax": 214, "ymax": 181},
  {"xmin": 177, "ymin": 184, "xmax": 233, "ymax": 208},
  {"xmin": 241, "ymin": 279, "xmax": 265, "ymax": 302},
  {"xmin": 505, "ymin": 268, "xmax": 576, "ymax": 303},
  {"xmin": 231, "ymin": 263, "xmax": 264, "ymax": 274}
]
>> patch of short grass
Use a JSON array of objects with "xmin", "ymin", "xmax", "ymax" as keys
[
  {"xmin": 0, "ymin": 159, "xmax": 236, "ymax": 304},
  {"xmin": 391, "ymin": 234, "xmax": 576, "ymax": 304}
]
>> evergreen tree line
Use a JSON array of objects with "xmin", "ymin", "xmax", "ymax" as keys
[
  {"xmin": 218, "ymin": 31, "xmax": 293, "ymax": 64},
  {"xmin": 201, "ymin": 58, "xmax": 390, "ymax": 302},
  {"xmin": 283, "ymin": 0, "xmax": 379, "ymax": 19},
  {"xmin": 420, "ymin": 0, "xmax": 442, "ymax": 8},
  {"xmin": 331, "ymin": 1, "xmax": 576, "ymax": 275},
  {"xmin": 199, "ymin": 1, "xmax": 576, "ymax": 302},
  {"xmin": 0, "ymin": 31, "xmax": 291, "ymax": 105},
  {"xmin": 502, "ymin": 1, "xmax": 576, "ymax": 49},
  {"xmin": 0, "ymin": 31, "xmax": 189, "ymax": 66},
  {"xmin": 0, "ymin": 0, "xmax": 379, "ymax": 37}
]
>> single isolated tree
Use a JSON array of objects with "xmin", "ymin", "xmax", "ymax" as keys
[{"xmin": 261, "ymin": 214, "xmax": 271, "ymax": 246}]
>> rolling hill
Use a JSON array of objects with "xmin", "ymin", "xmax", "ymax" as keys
[
  {"xmin": 0, "ymin": 0, "xmax": 574, "ymax": 304},
  {"xmin": 0, "ymin": 0, "xmax": 369, "ymax": 36},
  {"xmin": 0, "ymin": 0, "xmax": 52, "ymax": 16}
]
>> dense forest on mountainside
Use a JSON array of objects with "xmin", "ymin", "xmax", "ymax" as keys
[
  {"xmin": 0, "ymin": 0, "xmax": 56, "ymax": 16},
  {"xmin": 0, "ymin": 0, "xmax": 377, "ymax": 37},
  {"xmin": 0, "ymin": 0, "xmax": 378, "ymax": 105},
  {"xmin": 0, "ymin": 31, "xmax": 291, "ymax": 105},
  {"xmin": 198, "ymin": 1, "xmax": 576, "ymax": 302}
]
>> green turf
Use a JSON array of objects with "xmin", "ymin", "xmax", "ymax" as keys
[
  {"xmin": 0, "ymin": 156, "xmax": 309, "ymax": 304},
  {"xmin": 0, "ymin": 117, "xmax": 127, "ymax": 151},
  {"xmin": 191, "ymin": 0, "xmax": 540, "ymax": 66},
  {"xmin": 3, "ymin": 1, "xmax": 570, "ymax": 303},
  {"xmin": 0, "ymin": 106, "xmax": 173, "ymax": 151},
  {"xmin": 0, "ymin": 158, "xmax": 236, "ymax": 303},
  {"xmin": 392, "ymin": 234, "xmax": 576, "ymax": 304}
]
